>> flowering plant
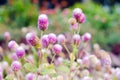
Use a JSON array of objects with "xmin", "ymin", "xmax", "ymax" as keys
[{"xmin": 0, "ymin": 8, "xmax": 120, "ymax": 80}]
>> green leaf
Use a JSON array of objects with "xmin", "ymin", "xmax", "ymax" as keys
[
  {"xmin": 23, "ymin": 63, "xmax": 37, "ymax": 72},
  {"xmin": 57, "ymin": 65, "xmax": 70, "ymax": 73}
]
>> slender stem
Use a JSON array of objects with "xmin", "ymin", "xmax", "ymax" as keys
[
  {"xmin": 63, "ymin": 43, "xmax": 70, "ymax": 54},
  {"xmin": 77, "ymin": 24, "xmax": 81, "ymax": 34},
  {"xmin": 51, "ymin": 54, "xmax": 56, "ymax": 64}
]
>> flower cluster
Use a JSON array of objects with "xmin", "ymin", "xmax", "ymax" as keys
[{"xmin": 0, "ymin": 8, "xmax": 119, "ymax": 80}]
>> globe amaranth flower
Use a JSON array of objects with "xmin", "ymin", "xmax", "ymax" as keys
[
  {"xmin": 73, "ymin": 34, "xmax": 81, "ymax": 46},
  {"xmin": 73, "ymin": 8, "xmax": 82, "ymax": 21},
  {"xmin": 42, "ymin": 35, "xmax": 49, "ymax": 48},
  {"xmin": 82, "ymin": 32, "xmax": 92, "ymax": 42},
  {"xmin": 77, "ymin": 13, "xmax": 86, "ymax": 23},
  {"xmin": 11, "ymin": 61, "xmax": 21, "ymax": 71},
  {"xmin": 16, "ymin": 46, "xmax": 25, "ymax": 58},
  {"xmin": 26, "ymin": 73, "xmax": 35, "ymax": 80},
  {"xmin": 48, "ymin": 33, "xmax": 57, "ymax": 44},
  {"xmin": 38, "ymin": 14, "xmax": 49, "ymax": 31},
  {"xmin": 26, "ymin": 32, "xmax": 40, "ymax": 46},
  {"xmin": 8, "ymin": 40, "xmax": 18, "ymax": 50},
  {"xmin": 11, "ymin": 53, "xmax": 18, "ymax": 61},
  {"xmin": 4, "ymin": 31, "xmax": 11, "ymax": 41},
  {"xmin": 0, "ymin": 72, "xmax": 3, "ymax": 80},
  {"xmin": 52, "ymin": 44, "xmax": 62, "ymax": 54},
  {"xmin": 57, "ymin": 34, "xmax": 66, "ymax": 44}
]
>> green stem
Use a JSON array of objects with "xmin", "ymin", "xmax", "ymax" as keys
[
  {"xmin": 63, "ymin": 43, "xmax": 70, "ymax": 54},
  {"xmin": 77, "ymin": 24, "xmax": 81, "ymax": 34},
  {"xmin": 51, "ymin": 54, "xmax": 56, "ymax": 64}
]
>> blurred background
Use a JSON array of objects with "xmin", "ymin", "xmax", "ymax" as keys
[{"xmin": 0, "ymin": 0, "xmax": 120, "ymax": 56}]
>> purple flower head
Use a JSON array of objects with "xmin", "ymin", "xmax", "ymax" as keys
[
  {"xmin": 16, "ymin": 46, "xmax": 25, "ymax": 58},
  {"xmin": 73, "ymin": 8, "xmax": 82, "ymax": 21},
  {"xmin": 57, "ymin": 34, "xmax": 66, "ymax": 44},
  {"xmin": 38, "ymin": 14, "xmax": 49, "ymax": 31},
  {"xmin": 11, "ymin": 53, "xmax": 18, "ymax": 61},
  {"xmin": 78, "ymin": 13, "xmax": 86, "ymax": 23},
  {"xmin": 82, "ymin": 56, "xmax": 90, "ymax": 68},
  {"xmin": 26, "ymin": 73, "xmax": 35, "ymax": 80},
  {"xmin": 4, "ymin": 31, "xmax": 11, "ymax": 41},
  {"xmin": 8, "ymin": 40, "xmax": 18, "ymax": 50},
  {"xmin": 82, "ymin": 33, "xmax": 92, "ymax": 42},
  {"xmin": 11, "ymin": 61, "xmax": 21, "ymax": 71},
  {"xmin": 73, "ymin": 34, "xmax": 81, "ymax": 46},
  {"xmin": 48, "ymin": 33, "xmax": 57, "ymax": 44},
  {"xmin": 52, "ymin": 44, "xmax": 62, "ymax": 54},
  {"xmin": 0, "ymin": 72, "xmax": 3, "ymax": 80},
  {"xmin": 42, "ymin": 35, "xmax": 49, "ymax": 48},
  {"xmin": 70, "ymin": 23, "xmax": 78, "ymax": 30},
  {"xmin": 26, "ymin": 32, "xmax": 38, "ymax": 46}
]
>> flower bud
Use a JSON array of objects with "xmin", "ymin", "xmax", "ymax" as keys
[
  {"xmin": 8, "ymin": 40, "xmax": 18, "ymax": 50},
  {"xmin": 73, "ymin": 8, "xmax": 82, "ymax": 21},
  {"xmin": 42, "ymin": 35, "xmax": 49, "ymax": 48},
  {"xmin": 48, "ymin": 33, "xmax": 57, "ymax": 44},
  {"xmin": 78, "ymin": 13, "xmax": 86, "ymax": 23},
  {"xmin": 68, "ymin": 18, "xmax": 77, "ymax": 25},
  {"xmin": 82, "ymin": 56, "xmax": 90, "ymax": 68},
  {"xmin": 11, "ymin": 61, "xmax": 21, "ymax": 71},
  {"xmin": 26, "ymin": 73, "xmax": 35, "ymax": 80},
  {"xmin": 82, "ymin": 33, "xmax": 91, "ymax": 42},
  {"xmin": 26, "ymin": 32, "xmax": 40, "ymax": 46},
  {"xmin": 4, "ymin": 31, "xmax": 11, "ymax": 41},
  {"xmin": 73, "ymin": 34, "xmax": 81, "ymax": 46},
  {"xmin": 38, "ymin": 14, "xmax": 49, "ymax": 31},
  {"xmin": 52, "ymin": 44, "xmax": 62, "ymax": 54},
  {"xmin": 11, "ymin": 53, "xmax": 18, "ymax": 61},
  {"xmin": 16, "ymin": 46, "xmax": 25, "ymax": 58},
  {"xmin": 57, "ymin": 34, "xmax": 66, "ymax": 44}
]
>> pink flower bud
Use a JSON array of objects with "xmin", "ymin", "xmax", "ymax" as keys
[
  {"xmin": 52, "ymin": 44, "xmax": 62, "ymax": 54},
  {"xmin": 42, "ymin": 35, "xmax": 49, "ymax": 48},
  {"xmin": 73, "ymin": 8, "xmax": 82, "ymax": 21},
  {"xmin": 8, "ymin": 40, "xmax": 18, "ymax": 50},
  {"xmin": 82, "ymin": 33, "xmax": 91, "ymax": 42},
  {"xmin": 4, "ymin": 31, "xmax": 11, "ymax": 41},
  {"xmin": 70, "ymin": 23, "xmax": 78, "ymax": 30},
  {"xmin": 48, "ymin": 33, "xmax": 57, "ymax": 44},
  {"xmin": 26, "ymin": 32, "xmax": 39, "ymax": 46},
  {"xmin": 73, "ymin": 34, "xmax": 81, "ymax": 46},
  {"xmin": 57, "ymin": 34, "xmax": 66, "ymax": 44},
  {"xmin": 16, "ymin": 46, "xmax": 25, "ymax": 58},
  {"xmin": 38, "ymin": 14, "xmax": 49, "ymax": 31},
  {"xmin": 11, "ymin": 61, "xmax": 21, "ymax": 71},
  {"xmin": 82, "ymin": 56, "xmax": 90, "ymax": 68},
  {"xmin": 11, "ymin": 53, "xmax": 18, "ymax": 61},
  {"xmin": 78, "ymin": 13, "xmax": 86, "ymax": 23},
  {"xmin": 26, "ymin": 73, "xmax": 35, "ymax": 80}
]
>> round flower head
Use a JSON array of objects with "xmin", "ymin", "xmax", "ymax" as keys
[
  {"xmin": 11, "ymin": 53, "xmax": 18, "ymax": 61},
  {"xmin": 8, "ymin": 40, "xmax": 18, "ymax": 50},
  {"xmin": 11, "ymin": 61, "xmax": 21, "ymax": 71},
  {"xmin": 70, "ymin": 23, "xmax": 78, "ymax": 30},
  {"xmin": 73, "ymin": 8, "xmax": 82, "ymax": 20},
  {"xmin": 42, "ymin": 35, "xmax": 49, "ymax": 48},
  {"xmin": 82, "ymin": 56, "xmax": 90, "ymax": 68},
  {"xmin": 53, "ymin": 44, "xmax": 62, "ymax": 54},
  {"xmin": 4, "ymin": 31, "xmax": 11, "ymax": 41},
  {"xmin": 73, "ymin": 34, "xmax": 81, "ymax": 46},
  {"xmin": 26, "ymin": 73, "xmax": 35, "ymax": 80},
  {"xmin": 57, "ymin": 34, "xmax": 66, "ymax": 44},
  {"xmin": 78, "ymin": 13, "xmax": 86, "ymax": 23},
  {"xmin": 82, "ymin": 33, "xmax": 92, "ymax": 42},
  {"xmin": 48, "ymin": 33, "xmax": 57, "ymax": 44},
  {"xmin": 38, "ymin": 14, "xmax": 49, "ymax": 31},
  {"xmin": 26, "ymin": 32, "xmax": 39, "ymax": 46},
  {"xmin": 16, "ymin": 46, "xmax": 25, "ymax": 58}
]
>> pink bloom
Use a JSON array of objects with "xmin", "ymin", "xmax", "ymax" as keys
[
  {"xmin": 16, "ymin": 46, "xmax": 25, "ymax": 58},
  {"xmin": 42, "ymin": 35, "xmax": 49, "ymax": 48},
  {"xmin": 73, "ymin": 34, "xmax": 81, "ymax": 46},
  {"xmin": 0, "ymin": 72, "xmax": 3, "ymax": 80},
  {"xmin": 78, "ymin": 13, "xmax": 86, "ymax": 23},
  {"xmin": 52, "ymin": 44, "xmax": 62, "ymax": 54},
  {"xmin": 26, "ymin": 32, "xmax": 38, "ymax": 46},
  {"xmin": 82, "ymin": 33, "xmax": 92, "ymax": 42},
  {"xmin": 11, "ymin": 61, "xmax": 21, "ymax": 71},
  {"xmin": 26, "ymin": 73, "xmax": 35, "ymax": 80},
  {"xmin": 57, "ymin": 34, "xmax": 66, "ymax": 44},
  {"xmin": 70, "ymin": 23, "xmax": 78, "ymax": 30},
  {"xmin": 73, "ymin": 8, "xmax": 82, "ymax": 21},
  {"xmin": 11, "ymin": 53, "xmax": 18, "ymax": 61},
  {"xmin": 48, "ymin": 33, "xmax": 57, "ymax": 44},
  {"xmin": 8, "ymin": 40, "xmax": 18, "ymax": 50},
  {"xmin": 4, "ymin": 31, "xmax": 11, "ymax": 41},
  {"xmin": 38, "ymin": 14, "xmax": 49, "ymax": 31}
]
